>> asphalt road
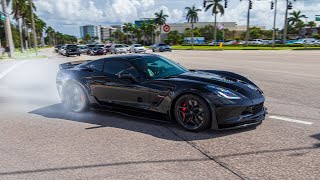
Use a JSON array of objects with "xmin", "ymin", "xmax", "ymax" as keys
[{"xmin": 0, "ymin": 49, "xmax": 319, "ymax": 179}]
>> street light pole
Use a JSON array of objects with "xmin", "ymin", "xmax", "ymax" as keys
[
  {"xmin": 1, "ymin": 0, "xmax": 15, "ymax": 58},
  {"xmin": 272, "ymin": 0, "xmax": 278, "ymax": 49},
  {"xmin": 29, "ymin": 0, "xmax": 38, "ymax": 56},
  {"xmin": 283, "ymin": 0, "xmax": 289, "ymax": 45},
  {"xmin": 245, "ymin": 0, "xmax": 251, "ymax": 46}
]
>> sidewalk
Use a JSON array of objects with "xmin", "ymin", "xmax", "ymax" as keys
[{"xmin": 0, "ymin": 49, "xmax": 47, "ymax": 61}]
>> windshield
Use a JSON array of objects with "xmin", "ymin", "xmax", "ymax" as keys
[
  {"xmin": 66, "ymin": 45, "xmax": 78, "ymax": 49},
  {"xmin": 159, "ymin": 44, "xmax": 167, "ymax": 46},
  {"xmin": 97, "ymin": 45, "xmax": 104, "ymax": 48},
  {"xmin": 134, "ymin": 44, "xmax": 142, "ymax": 47},
  {"xmin": 115, "ymin": 45, "xmax": 124, "ymax": 48},
  {"xmin": 130, "ymin": 56, "xmax": 188, "ymax": 79}
]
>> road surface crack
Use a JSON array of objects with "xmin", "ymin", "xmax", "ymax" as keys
[{"xmin": 166, "ymin": 126, "xmax": 248, "ymax": 180}]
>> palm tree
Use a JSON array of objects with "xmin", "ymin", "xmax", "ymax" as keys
[
  {"xmin": 204, "ymin": 0, "xmax": 224, "ymax": 45},
  {"xmin": 307, "ymin": 21, "xmax": 316, "ymax": 28},
  {"xmin": 140, "ymin": 21, "xmax": 150, "ymax": 45},
  {"xmin": 147, "ymin": 20, "xmax": 157, "ymax": 45},
  {"xmin": 123, "ymin": 23, "xmax": 133, "ymax": 44},
  {"xmin": 154, "ymin": 10, "xmax": 169, "ymax": 43},
  {"xmin": 288, "ymin": 10, "xmax": 306, "ymax": 26},
  {"xmin": 34, "ymin": 15, "xmax": 46, "ymax": 46},
  {"xmin": 45, "ymin": 26, "xmax": 54, "ymax": 46},
  {"xmin": 185, "ymin": 5, "xmax": 201, "ymax": 48},
  {"xmin": 133, "ymin": 24, "xmax": 142, "ymax": 43},
  {"xmin": 12, "ymin": 0, "xmax": 27, "ymax": 52}
]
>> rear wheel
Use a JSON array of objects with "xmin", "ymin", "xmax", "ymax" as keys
[
  {"xmin": 174, "ymin": 94, "xmax": 211, "ymax": 132},
  {"xmin": 63, "ymin": 83, "xmax": 88, "ymax": 112}
]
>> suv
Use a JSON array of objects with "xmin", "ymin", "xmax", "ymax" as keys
[
  {"xmin": 65, "ymin": 44, "xmax": 80, "ymax": 57},
  {"xmin": 151, "ymin": 43, "xmax": 172, "ymax": 52}
]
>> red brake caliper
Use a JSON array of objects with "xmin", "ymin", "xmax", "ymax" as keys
[{"xmin": 181, "ymin": 101, "xmax": 188, "ymax": 122}]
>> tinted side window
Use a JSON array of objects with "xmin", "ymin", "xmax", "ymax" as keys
[
  {"xmin": 87, "ymin": 60, "xmax": 104, "ymax": 72},
  {"xmin": 103, "ymin": 60, "xmax": 139, "ymax": 77}
]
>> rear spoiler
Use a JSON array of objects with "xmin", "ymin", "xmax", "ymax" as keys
[{"xmin": 59, "ymin": 60, "xmax": 91, "ymax": 70}]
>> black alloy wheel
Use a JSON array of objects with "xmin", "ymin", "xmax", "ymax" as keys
[
  {"xmin": 64, "ymin": 83, "xmax": 88, "ymax": 112},
  {"xmin": 174, "ymin": 94, "xmax": 211, "ymax": 131}
]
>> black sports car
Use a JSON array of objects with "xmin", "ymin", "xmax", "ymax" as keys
[{"xmin": 56, "ymin": 54, "xmax": 267, "ymax": 131}]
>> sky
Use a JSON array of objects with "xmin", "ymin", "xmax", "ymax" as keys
[{"xmin": 33, "ymin": 0, "xmax": 320, "ymax": 37}]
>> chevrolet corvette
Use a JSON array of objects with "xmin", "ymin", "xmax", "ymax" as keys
[{"xmin": 56, "ymin": 54, "xmax": 267, "ymax": 131}]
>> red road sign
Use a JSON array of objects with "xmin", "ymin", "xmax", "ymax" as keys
[{"xmin": 163, "ymin": 24, "xmax": 170, "ymax": 32}]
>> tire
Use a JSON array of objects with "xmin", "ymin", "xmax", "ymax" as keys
[
  {"xmin": 174, "ymin": 94, "xmax": 211, "ymax": 132},
  {"xmin": 63, "ymin": 82, "xmax": 88, "ymax": 113},
  {"xmin": 152, "ymin": 49, "xmax": 155, "ymax": 52}
]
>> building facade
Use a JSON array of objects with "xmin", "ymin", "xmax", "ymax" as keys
[
  {"xmin": 159, "ymin": 22, "xmax": 266, "ymax": 42},
  {"xmin": 80, "ymin": 25, "xmax": 101, "ymax": 41}
]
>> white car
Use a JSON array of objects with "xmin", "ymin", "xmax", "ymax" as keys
[
  {"xmin": 59, "ymin": 46, "xmax": 66, "ymax": 55},
  {"xmin": 110, "ymin": 44, "xmax": 127, "ymax": 54},
  {"xmin": 130, "ymin": 44, "xmax": 146, "ymax": 53},
  {"xmin": 122, "ymin": 44, "xmax": 130, "ymax": 52}
]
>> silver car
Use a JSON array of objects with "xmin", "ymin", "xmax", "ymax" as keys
[
  {"xmin": 78, "ymin": 45, "xmax": 88, "ymax": 54},
  {"xmin": 129, "ymin": 44, "xmax": 146, "ymax": 53},
  {"xmin": 110, "ymin": 44, "xmax": 127, "ymax": 54}
]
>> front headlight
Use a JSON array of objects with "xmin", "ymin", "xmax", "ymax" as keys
[{"xmin": 207, "ymin": 85, "xmax": 241, "ymax": 100}]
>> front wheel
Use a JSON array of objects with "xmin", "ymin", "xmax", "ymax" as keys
[
  {"xmin": 63, "ymin": 83, "xmax": 88, "ymax": 112},
  {"xmin": 174, "ymin": 94, "xmax": 211, "ymax": 132}
]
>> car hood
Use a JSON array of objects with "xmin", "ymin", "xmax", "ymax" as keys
[{"xmin": 172, "ymin": 71, "xmax": 263, "ymax": 100}]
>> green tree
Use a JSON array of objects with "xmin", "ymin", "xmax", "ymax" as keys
[
  {"xmin": 147, "ymin": 20, "xmax": 157, "ymax": 45},
  {"xmin": 45, "ymin": 26, "xmax": 55, "ymax": 46},
  {"xmin": 164, "ymin": 30, "xmax": 184, "ymax": 45},
  {"xmin": 199, "ymin": 25, "xmax": 214, "ymax": 42},
  {"xmin": 204, "ymin": 0, "xmax": 224, "ymax": 45},
  {"xmin": 154, "ymin": 10, "xmax": 169, "ymax": 43},
  {"xmin": 123, "ymin": 22, "xmax": 134, "ymax": 44},
  {"xmin": 288, "ymin": 10, "xmax": 306, "ymax": 26},
  {"xmin": 83, "ymin": 34, "xmax": 92, "ymax": 44},
  {"xmin": 185, "ymin": 5, "xmax": 201, "ymax": 48}
]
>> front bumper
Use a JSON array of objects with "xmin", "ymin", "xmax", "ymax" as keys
[
  {"xmin": 134, "ymin": 48, "xmax": 146, "ymax": 52},
  {"xmin": 216, "ymin": 107, "xmax": 267, "ymax": 130}
]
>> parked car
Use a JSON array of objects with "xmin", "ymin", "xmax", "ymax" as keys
[
  {"xmin": 64, "ymin": 44, "xmax": 80, "ymax": 57},
  {"xmin": 78, "ymin": 45, "xmax": 88, "ymax": 54},
  {"xmin": 55, "ymin": 45, "xmax": 63, "ymax": 53},
  {"xmin": 151, "ymin": 43, "xmax": 172, "ymax": 52},
  {"xmin": 250, "ymin": 39, "xmax": 264, "ymax": 45},
  {"xmin": 129, "ymin": 44, "xmax": 146, "ymax": 53},
  {"xmin": 294, "ymin": 38, "xmax": 316, "ymax": 45},
  {"xmin": 122, "ymin": 44, "xmax": 130, "ymax": 52},
  {"xmin": 314, "ymin": 40, "xmax": 320, "ymax": 45},
  {"xmin": 59, "ymin": 46, "xmax": 66, "ymax": 55},
  {"xmin": 87, "ymin": 47, "xmax": 106, "ymax": 56},
  {"xmin": 105, "ymin": 45, "xmax": 112, "ymax": 53},
  {"xmin": 110, "ymin": 44, "xmax": 127, "ymax": 54}
]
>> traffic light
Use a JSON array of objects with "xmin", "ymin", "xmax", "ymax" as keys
[
  {"xmin": 271, "ymin": 2, "xmax": 274, "ymax": 10},
  {"xmin": 249, "ymin": 0, "xmax": 253, "ymax": 10},
  {"xmin": 288, "ymin": 2, "xmax": 293, "ymax": 10},
  {"xmin": 203, "ymin": 0, "xmax": 207, "ymax": 8},
  {"xmin": 225, "ymin": 0, "xmax": 228, "ymax": 8}
]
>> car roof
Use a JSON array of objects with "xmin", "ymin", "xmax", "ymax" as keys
[{"xmin": 104, "ymin": 54, "xmax": 158, "ymax": 61}]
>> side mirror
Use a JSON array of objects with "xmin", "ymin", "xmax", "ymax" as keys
[{"xmin": 118, "ymin": 71, "xmax": 137, "ymax": 83}]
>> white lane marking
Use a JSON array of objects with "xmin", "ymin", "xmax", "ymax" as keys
[
  {"xmin": 0, "ymin": 61, "xmax": 27, "ymax": 80},
  {"xmin": 269, "ymin": 115, "xmax": 313, "ymax": 125}
]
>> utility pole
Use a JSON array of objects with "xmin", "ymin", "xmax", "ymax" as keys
[
  {"xmin": 1, "ymin": 0, "xmax": 15, "ymax": 58},
  {"xmin": 29, "ymin": 0, "xmax": 38, "ymax": 56},
  {"xmin": 245, "ymin": 0, "xmax": 252, "ymax": 46},
  {"xmin": 272, "ymin": 0, "xmax": 278, "ymax": 49}
]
